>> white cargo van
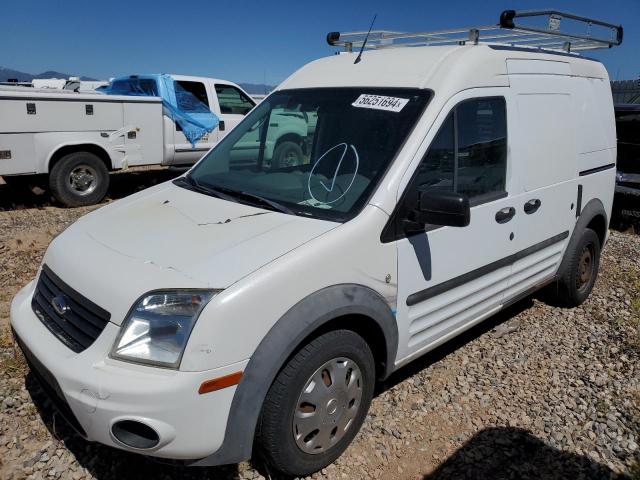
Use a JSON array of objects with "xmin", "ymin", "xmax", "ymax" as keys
[
  {"xmin": 10, "ymin": 10, "xmax": 622, "ymax": 477},
  {"xmin": 0, "ymin": 75, "xmax": 258, "ymax": 206}
]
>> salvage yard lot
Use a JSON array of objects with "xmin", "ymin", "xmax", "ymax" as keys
[{"xmin": 0, "ymin": 176, "xmax": 639, "ymax": 480}]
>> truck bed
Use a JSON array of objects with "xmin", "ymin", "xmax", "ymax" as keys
[
  {"xmin": 0, "ymin": 90, "xmax": 164, "ymax": 175},
  {"xmin": 0, "ymin": 90, "xmax": 161, "ymax": 134}
]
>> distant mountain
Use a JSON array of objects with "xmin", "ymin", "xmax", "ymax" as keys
[
  {"xmin": 33, "ymin": 71, "xmax": 97, "ymax": 81},
  {"xmin": 0, "ymin": 66, "xmax": 97, "ymax": 82},
  {"xmin": 239, "ymin": 83, "xmax": 274, "ymax": 95},
  {"xmin": 0, "ymin": 66, "xmax": 31, "ymax": 82}
]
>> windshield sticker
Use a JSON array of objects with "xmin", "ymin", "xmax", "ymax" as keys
[
  {"xmin": 308, "ymin": 143, "xmax": 360, "ymax": 205},
  {"xmin": 352, "ymin": 94, "xmax": 409, "ymax": 113}
]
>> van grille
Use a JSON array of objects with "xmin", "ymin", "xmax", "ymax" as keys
[{"xmin": 31, "ymin": 265, "xmax": 111, "ymax": 353}]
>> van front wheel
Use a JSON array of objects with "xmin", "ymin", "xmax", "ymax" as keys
[
  {"xmin": 255, "ymin": 330, "xmax": 375, "ymax": 477},
  {"xmin": 49, "ymin": 152, "xmax": 110, "ymax": 207}
]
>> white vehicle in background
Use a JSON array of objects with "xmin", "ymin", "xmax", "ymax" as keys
[
  {"xmin": 0, "ymin": 74, "xmax": 259, "ymax": 206},
  {"xmin": 31, "ymin": 78, "xmax": 68, "ymax": 89},
  {"xmin": 10, "ymin": 9, "xmax": 621, "ymax": 478}
]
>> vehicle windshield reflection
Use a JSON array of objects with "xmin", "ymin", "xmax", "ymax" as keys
[{"xmin": 184, "ymin": 88, "xmax": 431, "ymax": 222}]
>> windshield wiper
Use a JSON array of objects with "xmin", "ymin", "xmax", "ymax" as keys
[
  {"xmin": 209, "ymin": 185, "xmax": 295, "ymax": 215},
  {"xmin": 177, "ymin": 174, "xmax": 236, "ymax": 203},
  {"xmin": 178, "ymin": 175, "xmax": 295, "ymax": 215}
]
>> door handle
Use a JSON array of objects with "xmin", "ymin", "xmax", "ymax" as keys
[
  {"xmin": 218, "ymin": 120, "xmax": 226, "ymax": 131},
  {"xmin": 495, "ymin": 207, "xmax": 516, "ymax": 224},
  {"xmin": 524, "ymin": 199, "xmax": 541, "ymax": 214}
]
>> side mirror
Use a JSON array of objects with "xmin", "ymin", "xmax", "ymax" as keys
[{"xmin": 412, "ymin": 189, "xmax": 470, "ymax": 227}]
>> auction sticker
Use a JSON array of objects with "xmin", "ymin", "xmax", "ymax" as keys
[{"xmin": 352, "ymin": 94, "xmax": 409, "ymax": 113}]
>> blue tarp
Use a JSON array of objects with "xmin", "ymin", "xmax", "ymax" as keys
[{"xmin": 101, "ymin": 74, "xmax": 219, "ymax": 146}]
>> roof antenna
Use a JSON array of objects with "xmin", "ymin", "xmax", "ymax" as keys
[{"xmin": 354, "ymin": 14, "xmax": 377, "ymax": 64}]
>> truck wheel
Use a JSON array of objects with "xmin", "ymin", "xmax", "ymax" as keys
[
  {"xmin": 255, "ymin": 330, "xmax": 375, "ymax": 477},
  {"xmin": 551, "ymin": 228, "xmax": 601, "ymax": 307},
  {"xmin": 49, "ymin": 152, "xmax": 109, "ymax": 207},
  {"xmin": 272, "ymin": 141, "xmax": 303, "ymax": 168}
]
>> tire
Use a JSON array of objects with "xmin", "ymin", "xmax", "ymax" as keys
[
  {"xmin": 551, "ymin": 228, "xmax": 601, "ymax": 307},
  {"xmin": 49, "ymin": 152, "xmax": 109, "ymax": 207},
  {"xmin": 255, "ymin": 330, "xmax": 375, "ymax": 477},
  {"xmin": 272, "ymin": 140, "xmax": 303, "ymax": 169}
]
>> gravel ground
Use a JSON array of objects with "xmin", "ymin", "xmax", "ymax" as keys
[{"xmin": 0, "ymin": 176, "xmax": 639, "ymax": 479}]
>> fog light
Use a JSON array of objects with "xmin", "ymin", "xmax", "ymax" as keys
[{"xmin": 112, "ymin": 420, "xmax": 159, "ymax": 449}]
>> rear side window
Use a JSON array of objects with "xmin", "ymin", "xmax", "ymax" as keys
[
  {"xmin": 411, "ymin": 97, "xmax": 507, "ymax": 202},
  {"xmin": 110, "ymin": 79, "xmax": 158, "ymax": 96},
  {"xmin": 215, "ymin": 84, "xmax": 255, "ymax": 115},
  {"xmin": 175, "ymin": 80, "xmax": 210, "ymax": 112}
]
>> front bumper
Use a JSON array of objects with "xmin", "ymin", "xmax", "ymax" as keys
[{"xmin": 10, "ymin": 281, "xmax": 247, "ymax": 460}]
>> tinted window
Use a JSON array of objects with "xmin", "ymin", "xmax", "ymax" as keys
[
  {"xmin": 110, "ymin": 79, "xmax": 158, "ymax": 96},
  {"xmin": 411, "ymin": 97, "xmax": 507, "ymax": 201},
  {"xmin": 412, "ymin": 113, "xmax": 454, "ymax": 192},
  {"xmin": 215, "ymin": 85, "xmax": 255, "ymax": 115},
  {"xmin": 456, "ymin": 98, "xmax": 507, "ymax": 197},
  {"xmin": 175, "ymin": 80, "xmax": 210, "ymax": 112}
]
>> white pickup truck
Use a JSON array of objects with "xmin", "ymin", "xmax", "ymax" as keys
[{"xmin": 0, "ymin": 74, "xmax": 311, "ymax": 206}]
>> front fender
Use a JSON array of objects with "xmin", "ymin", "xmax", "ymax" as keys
[{"xmin": 192, "ymin": 283, "xmax": 398, "ymax": 466}]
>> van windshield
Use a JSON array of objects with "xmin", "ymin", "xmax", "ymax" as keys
[{"xmin": 184, "ymin": 88, "xmax": 431, "ymax": 222}]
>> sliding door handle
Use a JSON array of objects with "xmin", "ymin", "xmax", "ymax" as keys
[
  {"xmin": 524, "ymin": 199, "xmax": 541, "ymax": 214},
  {"xmin": 495, "ymin": 207, "xmax": 516, "ymax": 224}
]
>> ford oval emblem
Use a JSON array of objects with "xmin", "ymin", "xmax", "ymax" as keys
[{"xmin": 51, "ymin": 295, "xmax": 70, "ymax": 316}]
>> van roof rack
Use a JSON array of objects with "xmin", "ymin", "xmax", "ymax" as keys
[{"xmin": 327, "ymin": 9, "xmax": 623, "ymax": 54}]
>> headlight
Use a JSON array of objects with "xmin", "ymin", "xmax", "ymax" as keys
[{"xmin": 111, "ymin": 290, "xmax": 217, "ymax": 369}]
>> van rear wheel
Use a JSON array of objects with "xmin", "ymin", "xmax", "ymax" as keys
[
  {"xmin": 255, "ymin": 330, "xmax": 375, "ymax": 477},
  {"xmin": 551, "ymin": 228, "xmax": 601, "ymax": 307},
  {"xmin": 49, "ymin": 152, "xmax": 109, "ymax": 207}
]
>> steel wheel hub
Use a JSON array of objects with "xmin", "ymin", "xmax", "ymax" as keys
[
  {"xmin": 576, "ymin": 245, "xmax": 594, "ymax": 290},
  {"xmin": 68, "ymin": 165, "xmax": 98, "ymax": 195},
  {"xmin": 284, "ymin": 150, "xmax": 299, "ymax": 167},
  {"xmin": 293, "ymin": 357, "xmax": 363, "ymax": 454}
]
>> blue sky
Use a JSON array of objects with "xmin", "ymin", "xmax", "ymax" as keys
[{"xmin": 2, "ymin": 0, "xmax": 638, "ymax": 85}]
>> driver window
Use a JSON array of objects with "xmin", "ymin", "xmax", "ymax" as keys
[{"xmin": 408, "ymin": 96, "xmax": 507, "ymax": 202}]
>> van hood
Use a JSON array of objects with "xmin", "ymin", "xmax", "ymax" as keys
[
  {"xmin": 86, "ymin": 183, "xmax": 337, "ymax": 286},
  {"xmin": 43, "ymin": 182, "xmax": 337, "ymax": 324}
]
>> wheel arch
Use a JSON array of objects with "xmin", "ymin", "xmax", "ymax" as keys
[
  {"xmin": 557, "ymin": 198, "xmax": 608, "ymax": 278},
  {"xmin": 47, "ymin": 143, "xmax": 113, "ymax": 172},
  {"xmin": 191, "ymin": 283, "xmax": 398, "ymax": 466},
  {"xmin": 274, "ymin": 132, "xmax": 304, "ymax": 149}
]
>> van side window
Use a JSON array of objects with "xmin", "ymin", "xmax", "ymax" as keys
[
  {"xmin": 215, "ymin": 85, "xmax": 255, "ymax": 115},
  {"xmin": 456, "ymin": 98, "xmax": 507, "ymax": 198},
  {"xmin": 412, "ymin": 97, "xmax": 507, "ymax": 202},
  {"xmin": 412, "ymin": 113, "xmax": 455, "ymax": 191}
]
